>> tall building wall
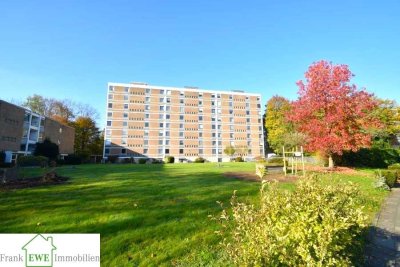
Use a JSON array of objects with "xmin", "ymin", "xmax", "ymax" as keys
[
  {"xmin": 43, "ymin": 118, "xmax": 75, "ymax": 154},
  {"xmin": 104, "ymin": 83, "xmax": 265, "ymax": 162},
  {"xmin": 0, "ymin": 100, "xmax": 25, "ymax": 152}
]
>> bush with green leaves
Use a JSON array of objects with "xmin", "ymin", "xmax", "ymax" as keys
[
  {"xmin": 379, "ymin": 170, "xmax": 399, "ymax": 188},
  {"xmin": 215, "ymin": 176, "xmax": 367, "ymax": 266},
  {"xmin": 138, "ymin": 158, "xmax": 147, "ymax": 164},
  {"xmin": 18, "ymin": 156, "xmax": 48, "ymax": 167},
  {"xmin": 164, "ymin": 156, "xmax": 175, "ymax": 164},
  {"xmin": 374, "ymin": 171, "xmax": 391, "ymax": 190},
  {"xmin": 194, "ymin": 157, "xmax": 205, "ymax": 163},
  {"xmin": 234, "ymin": 156, "xmax": 244, "ymax": 162},
  {"xmin": 388, "ymin": 163, "xmax": 400, "ymax": 170},
  {"xmin": 34, "ymin": 138, "xmax": 59, "ymax": 160},
  {"xmin": 334, "ymin": 148, "xmax": 400, "ymax": 168}
]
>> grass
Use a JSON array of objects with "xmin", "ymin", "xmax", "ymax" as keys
[{"xmin": 0, "ymin": 163, "xmax": 389, "ymax": 266}]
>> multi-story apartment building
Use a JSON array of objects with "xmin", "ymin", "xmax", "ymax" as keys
[
  {"xmin": 0, "ymin": 100, "xmax": 75, "ymax": 163},
  {"xmin": 104, "ymin": 82, "xmax": 265, "ymax": 162}
]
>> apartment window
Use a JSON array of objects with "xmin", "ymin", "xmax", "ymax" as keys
[
  {"xmin": 211, "ymin": 94, "xmax": 215, "ymax": 98},
  {"xmin": 123, "ymin": 113, "xmax": 128, "ymax": 118},
  {"xmin": 145, "ymin": 113, "xmax": 150, "ymax": 119},
  {"xmin": 144, "ymin": 122, "xmax": 149, "ymax": 128},
  {"xmin": 105, "ymin": 139, "xmax": 111, "ymax": 145},
  {"xmin": 230, "ymin": 125, "xmax": 234, "ymax": 131},
  {"xmin": 166, "ymin": 123, "xmax": 170, "ymax": 128},
  {"xmin": 199, "ymin": 149, "xmax": 203, "ymax": 154},
  {"xmin": 212, "ymin": 133, "xmax": 216, "ymax": 137},
  {"xmin": 179, "ymin": 115, "xmax": 184, "ymax": 120},
  {"xmin": 229, "ymin": 95, "xmax": 233, "ymax": 100},
  {"xmin": 199, "ymin": 100, "xmax": 203, "ymax": 106},
  {"xmin": 105, "ymin": 148, "xmax": 110, "ymax": 154},
  {"xmin": 247, "ymin": 118, "xmax": 250, "ymax": 123},
  {"xmin": 211, "ymin": 109, "xmax": 215, "ymax": 114},
  {"xmin": 199, "ymin": 108, "xmax": 203, "ymax": 113},
  {"xmin": 199, "ymin": 116, "xmax": 203, "ymax": 121},
  {"xmin": 212, "ymin": 141, "xmax": 216, "ymax": 145},
  {"xmin": 257, "ymin": 104, "xmax": 261, "ymax": 108},
  {"xmin": 109, "ymin": 86, "xmax": 114, "ymax": 91},
  {"xmin": 106, "ymin": 130, "xmax": 111, "ymax": 136},
  {"xmin": 124, "ymin": 95, "xmax": 129, "ymax": 101},
  {"xmin": 107, "ymin": 112, "xmax": 112, "ymax": 118},
  {"xmin": 159, "ymin": 123, "xmax": 164, "ymax": 128},
  {"xmin": 230, "ymin": 133, "xmax": 234, "ymax": 138},
  {"xmin": 158, "ymin": 148, "xmax": 163, "ymax": 154},
  {"xmin": 108, "ymin": 94, "xmax": 113, "ymax": 100},
  {"xmin": 143, "ymin": 148, "xmax": 148, "ymax": 154},
  {"xmin": 246, "ymin": 111, "xmax": 250, "ymax": 115},
  {"xmin": 124, "ymin": 87, "xmax": 129, "ymax": 92},
  {"xmin": 165, "ymin": 140, "xmax": 170, "ymax": 145},
  {"xmin": 230, "ymin": 141, "xmax": 235, "ymax": 146},
  {"xmin": 179, "ymin": 140, "xmax": 184, "ymax": 146},
  {"xmin": 180, "ymin": 99, "xmax": 184, "ymax": 104},
  {"xmin": 247, "ymin": 126, "xmax": 251, "ymax": 130},
  {"xmin": 217, "ymin": 133, "xmax": 221, "ymax": 138},
  {"xmin": 247, "ymin": 141, "xmax": 252, "ymax": 146},
  {"xmin": 160, "ymin": 106, "xmax": 165, "ymax": 111},
  {"xmin": 165, "ymin": 149, "xmax": 170, "ymax": 154},
  {"xmin": 199, "ymin": 132, "xmax": 203, "ymax": 137},
  {"xmin": 180, "ymin": 123, "xmax": 184, "ymax": 129},
  {"xmin": 165, "ymin": 131, "xmax": 170, "ymax": 137},
  {"xmin": 159, "ymin": 140, "xmax": 163, "ymax": 145},
  {"xmin": 145, "ymin": 97, "xmax": 150, "ymax": 102},
  {"xmin": 144, "ymin": 130, "xmax": 149, "ymax": 137},
  {"xmin": 160, "ymin": 97, "xmax": 165, "ymax": 103},
  {"xmin": 107, "ymin": 121, "xmax": 112, "ymax": 126},
  {"xmin": 179, "ymin": 132, "xmax": 184, "ymax": 137},
  {"xmin": 257, "ymin": 97, "xmax": 260, "ymax": 101},
  {"xmin": 124, "ymin": 104, "xmax": 128, "ymax": 109},
  {"xmin": 145, "ymin": 89, "xmax": 151, "ymax": 94},
  {"xmin": 246, "ymin": 103, "xmax": 250, "ymax": 108},
  {"xmin": 159, "ymin": 131, "xmax": 164, "ymax": 137},
  {"xmin": 199, "ymin": 124, "xmax": 203, "ymax": 129},
  {"xmin": 217, "ymin": 94, "xmax": 221, "ymax": 99},
  {"xmin": 179, "ymin": 149, "xmax": 184, "ymax": 154},
  {"xmin": 108, "ymin": 103, "xmax": 113, "ymax": 108},
  {"xmin": 199, "ymin": 140, "xmax": 203, "ymax": 146},
  {"xmin": 166, "ymin": 114, "xmax": 170, "ymax": 120},
  {"xmin": 166, "ymin": 90, "xmax": 171, "ymax": 95},
  {"xmin": 144, "ymin": 140, "xmax": 148, "ymax": 145},
  {"xmin": 180, "ymin": 107, "xmax": 184, "ymax": 113},
  {"xmin": 166, "ymin": 106, "xmax": 170, "ymax": 111},
  {"xmin": 217, "ymin": 125, "xmax": 221, "ymax": 130},
  {"xmin": 229, "ymin": 110, "xmax": 233, "ymax": 115},
  {"xmin": 229, "ymin": 102, "xmax": 233, "ymax": 107},
  {"xmin": 212, "ymin": 125, "xmax": 216, "ymax": 130},
  {"xmin": 230, "ymin": 117, "xmax": 234, "ymax": 123},
  {"xmin": 247, "ymin": 133, "xmax": 251, "ymax": 138},
  {"xmin": 159, "ymin": 114, "xmax": 164, "ymax": 119},
  {"xmin": 211, "ymin": 101, "xmax": 215, "ymax": 106},
  {"xmin": 145, "ymin": 105, "xmax": 150, "ymax": 110},
  {"xmin": 122, "ymin": 129, "xmax": 127, "ymax": 136},
  {"xmin": 166, "ymin": 98, "xmax": 171, "ymax": 103},
  {"xmin": 212, "ymin": 149, "xmax": 216, "ymax": 154},
  {"xmin": 160, "ymin": 90, "xmax": 165, "ymax": 94},
  {"xmin": 180, "ymin": 91, "xmax": 184, "ymax": 97},
  {"xmin": 123, "ymin": 121, "xmax": 128, "ymax": 127},
  {"xmin": 218, "ymin": 141, "xmax": 222, "ymax": 146},
  {"xmin": 121, "ymin": 139, "xmax": 127, "ymax": 145},
  {"xmin": 218, "ymin": 109, "xmax": 221, "ymax": 114}
]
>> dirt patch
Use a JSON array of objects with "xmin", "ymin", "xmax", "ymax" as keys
[
  {"xmin": 304, "ymin": 166, "xmax": 357, "ymax": 174},
  {"xmin": 0, "ymin": 171, "xmax": 69, "ymax": 190},
  {"xmin": 224, "ymin": 172, "xmax": 300, "ymax": 183}
]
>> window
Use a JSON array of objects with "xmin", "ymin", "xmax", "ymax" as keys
[
  {"xmin": 144, "ymin": 122, "xmax": 149, "ymax": 128},
  {"xmin": 160, "ymin": 97, "xmax": 165, "ymax": 103},
  {"xmin": 211, "ymin": 109, "xmax": 215, "ymax": 114},
  {"xmin": 159, "ymin": 140, "xmax": 163, "ymax": 145},
  {"xmin": 217, "ymin": 133, "xmax": 221, "ymax": 138},
  {"xmin": 145, "ymin": 97, "xmax": 150, "ymax": 102},
  {"xmin": 180, "ymin": 123, "xmax": 184, "ymax": 129},
  {"xmin": 179, "ymin": 149, "xmax": 184, "ymax": 154},
  {"xmin": 230, "ymin": 141, "xmax": 235, "ymax": 146},
  {"xmin": 166, "ymin": 114, "xmax": 170, "ymax": 120},
  {"xmin": 121, "ymin": 139, "xmax": 127, "ymax": 145},
  {"xmin": 199, "ymin": 149, "xmax": 203, "ymax": 154},
  {"xmin": 212, "ymin": 141, "xmax": 216, "ymax": 145},
  {"xmin": 199, "ymin": 140, "xmax": 203, "ymax": 146},
  {"xmin": 124, "ymin": 87, "xmax": 129, "ymax": 92},
  {"xmin": 212, "ymin": 133, "xmax": 216, "ymax": 137},
  {"xmin": 109, "ymin": 86, "xmax": 114, "ymax": 91},
  {"xmin": 124, "ymin": 95, "xmax": 129, "ymax": 101},
  {"xmin": 229, "ymin": 95, "xmax": 233, "ymax": 100},
  {"xmin": 123, "ymin": 121, "xmax": 128, "ymax": 127},
  {"xmin": 230, "ymin": 133, "xmax": 234, "ymax": 138},
  {"xmin": 180, "ymin": 91, "xmax": 184, "ymax": 97},
  {"xmin": 124, "ymin": 104, "xmax": 128, "ymax": 109},
  {"xmin": 107, "ymin": 121, "xmax": 112, "ymax": 126},
  {"xmin": 229, "ymin": 110, "xmax": 233, "ymax": 115},
  {"xmin": 179, "ymin": 140, "xmax": 184, "ymax": 146},
  {"xmin": 144, "ymin": 140, "xmax": 148, "ymax": 145},
  {"xmin": 211, "ymin": 94, "xmax": 215, "ymax": 98},
  {"xmin": 122, "ymin": 129, "xmax": 127, "ymax": 136},
  {"xmin": 246, "ymin": 111, "xmax": 250, "ymax": 115},
  {"xmin": 159, "ymin": 131, "xmax": 164, "ymax": 137},
  {"xmin": 199, "ymin": 124, "xmax": 203, "ymax": 129},
  {"xmin": 199, "ymin": 108, "xmax": 203, "ymax": 113},
  {"xmin": 107, "ymin": 112, "xmax": 112, "ymax": 117},
  {"xmin": 199, "ymin": 132, "xmax": 203, "ymax": 137},
  {"xmin": 165, "ymin": 149, "xmax": 170, "ymax": 154},
  {"xmin": 247, "ymin": 126, "xmax": 251, "ymax": 130},
  {"xmin": 212, "ymin": 117, "xmax": 216, "ymax": 122},
  {"xmin": 230, "ymin": 117, "xmax": 234, "ymax": 123},
  {"xmin": 166, "ymin": 98, "xmax": 170, "ymax": 103},
  {"xmin": 218, "ymin": 141, "xmax": 222, "ymax": 146},
  {"xmin": 230, "ymin": 125, "xmax": 234, "ymax": 131},
  {"xmin": 217, "ymin": 125, "xmax": 221, "ymax": 130},
  {"xmin": 108, "ymin": 103, "xmax": 113, "ymax": 108},
  {"xmin": 123, "ymin": 113, "xmax": 128, "ymax": 118},
  {"xmin": 121, "ymin": 148, "xmax": 127, "ymax": 154},
  {"xmin": 166, "ymin": 90, "xmax": 171, "ymax": 95},
  {"xmin": 247, "ymin": 118, "xmax": 250, "ymax": 123},
  {"xmin": 165, "ymin": 131, "xmax": 170, "ymax": 137},
  {"xmin": 159, "ymin": 114, "xmax": 164, "ymax": 119},
  {"xmin": 108, "ymin": 94, "xmax": 113, "ymax": 100},
  {"xmin": 199, "ymin": 100, "xmax": 203, "ymax": 106},
  {"xmin": 143, "ymin": 148, "xmax": 148, "ymax": 154},
  {"xmin": 160, "ymin": 90, "xmax": 165, "ymax": 94},
  {"xmin": 106, "ymin": 130, "xmax": 111, "ymax": 136},
  {"xmin": 247, "ymin": 141, "xmax": 252, "ymax": 146},
  {"xmin": 212, "ymin": 125, "xmax": 216, "ymax": 130},
  {"xmin": 145, "ymin": 89, "xmax": 151, "ymax": 94},
  {"xmin": 212, "ymin": 149, "xmax": 216, "ymax": 154},
  {"xmin": 144, "ymin": 130, "xmax": 149, "ymax": 137},
  {"xmin": 179, "ymin": 132, "xmax": 184, "ymax": 137},
  {"xmin": 211, "ymin": 101, "xmax": 215, "ymax": 106},
  {"xmin": 247, "ymin": 133, "xmax": 251, "ymax": 138},
  {"xmin": 160, "ymin": 106, "xmax": 165, "ymax": 111},
  {"xmin": 105, "ymin": 148, "xmax": 110, "ymax": 154},
  {"xmin": 159, "ymin": 123, "xmax": 164, "ymax": 128},
  {"xmin": 158, "ymin": 148, "xmax": 163, "ymax": 154},
  {"xmin": 165, "ymin": 140, "xmax": 170, "ymax": 145},
  {"xmin": 180, "ymin": 99, "xmax": 184, "ymax": 104},
  {"xmin": 166, "ymin": 106, "xmax": 170, "ymax": 111},
  {"xmin": 105, "ymin": 139, "xmax": 111, "ymax": 145},
  {"xmin": 145, "ymin": 113, "xmax": 150, "ymax": 119},
  {"xmin": 180, "ymin": 115, "xmax": 184, "ymax": 120},
  {"xmin": 166, "ymin": 123, "xmax": 170, "ymax": 128},
  {"xmin": 145, "ymin": 105, "xmax": 150, "ymax": 110},
  {"xmin": 229, "ymin": 102, "xmax": 233, "ymax": 107},
  {"xmin": 180, "ymin": 107, "xmax": 184, "ymax": 113}
]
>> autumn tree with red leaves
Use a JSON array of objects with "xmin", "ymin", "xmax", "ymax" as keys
[{"xmin": 288, "ymin": 61, "xmax": 381, "ymax": 168}]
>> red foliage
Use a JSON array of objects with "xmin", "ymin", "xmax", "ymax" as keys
[{"xmin": 288, "ymin": 60, "xmax": 381, "ymax": 156}]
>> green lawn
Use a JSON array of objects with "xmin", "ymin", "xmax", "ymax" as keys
[{"xmin": 0, "ymin": 163, "xmax": 388, "ymax": 266}]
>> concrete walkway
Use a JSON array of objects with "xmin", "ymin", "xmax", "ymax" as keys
[{"xmin": 365, "ymin": 187, "xmax": 400, "ymax": 266}]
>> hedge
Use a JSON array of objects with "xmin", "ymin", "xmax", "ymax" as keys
[
  {"xmin": 334, "ymin": 148, "xmax": 400, "ymax": 168},
  {"xmin": 18, "ymin": 156, "xmax": 48, "ymax": 167}
]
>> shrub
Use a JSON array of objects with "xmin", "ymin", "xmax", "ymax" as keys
[
  {"xmin": 388, "ymin": 163, "xmax": 400, "ymax": 170},
  {"xmin": 18, "ymin": 156, "xmax": 48, "ymax": 167},
  {"xmin": 0, "ymin": 151, "xmax": 5, "ymax": 163},
  {"xmin": 379, "ymin": 170, "xmax": 399, "ymax": 188},
  {"xmin": 234, "ymin": 156, "xmax": 244, "ymax": 162},
  {"xmin": 34, "ymin": 138, "xmax": 59, "ymax": 160},
  {"xmin": 266, "ymin": 157, "xmax": 284, "ymax": 165},
  {"xmin": 164, "ymin": 156, "xmax": 175, "ymax": 164},
  {"xmin": 138, "ymin": 158, "xmax": 147, "ymax": 164},
  {"xmin": 215, "ymin": 176, "xmax": 367, "ymax": 266},
  {"xmin": 63, "ymin": 154, "xmax": 83, "ymax": 165},
  {"xmin": 334, "ymin": 148, "xmax": 400, "ymax": 168},
  {"xmin": 374, "ymin": 170, "xmax": 391, "ymax": 190},
  {"xmin": 108, "ymin": 155, "xmax": 119, "ymax": 164},
  {"xmin": 194, "ymin": 157, "xmax": 205, "ymax": 163}
]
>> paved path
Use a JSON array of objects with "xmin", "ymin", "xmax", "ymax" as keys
[{"xmin": 366, "ymin": 187, "xmax": 400, "ymax": 266}]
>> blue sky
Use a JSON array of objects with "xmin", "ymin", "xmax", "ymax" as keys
[{"xmin": 1, "ymin": 0, "xmax": 399, "ymax": 127}]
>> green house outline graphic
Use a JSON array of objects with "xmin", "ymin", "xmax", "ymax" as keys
[{"xmin": 22, "ymin": 234, "xmax": 57, "ymax": 267}]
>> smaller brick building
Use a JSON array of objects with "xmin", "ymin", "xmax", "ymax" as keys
[{"xmin": 0, "ymin": 100, "xmax": 75, "ymax": 162}]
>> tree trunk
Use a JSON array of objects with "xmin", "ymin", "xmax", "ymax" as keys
[{"xmin": 328, "ymin": 155, "xmax": 334, "ymax": 169}]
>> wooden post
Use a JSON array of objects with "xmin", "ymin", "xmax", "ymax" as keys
[
  {"xmin": 301, "ymin": 146, "xmax": 305, "ymax": 176},
  {"xmin": 283, "ymin": 146, "xmax": 286, "ymax": 176}
]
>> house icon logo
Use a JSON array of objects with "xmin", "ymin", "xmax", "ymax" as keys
[{"xmin": 22, "ymin": 234, "xmax": 57, "ymax": 267}]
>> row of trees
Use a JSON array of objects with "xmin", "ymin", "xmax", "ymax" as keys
[
  {"xmin": 264, "ymin": 60, "xmax": 400, "ymax": 168},
  {"xmin": 22, "ymin": 95, "xmax": 103, "ymax": 158}
]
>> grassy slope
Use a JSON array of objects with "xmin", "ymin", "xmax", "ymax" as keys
[{"xmin": 0, "ymin": 163, "xmax": 387, "ymax": 266}]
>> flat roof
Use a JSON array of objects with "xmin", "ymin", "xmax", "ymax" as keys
[{"xmin": 108, "ymin": 82, "xmax": 261, "ymax": 97}]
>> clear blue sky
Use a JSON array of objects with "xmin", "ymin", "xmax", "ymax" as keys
[{"xmin": 1, "ymin": 0, "xmax": 399, "ymax": 127}]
